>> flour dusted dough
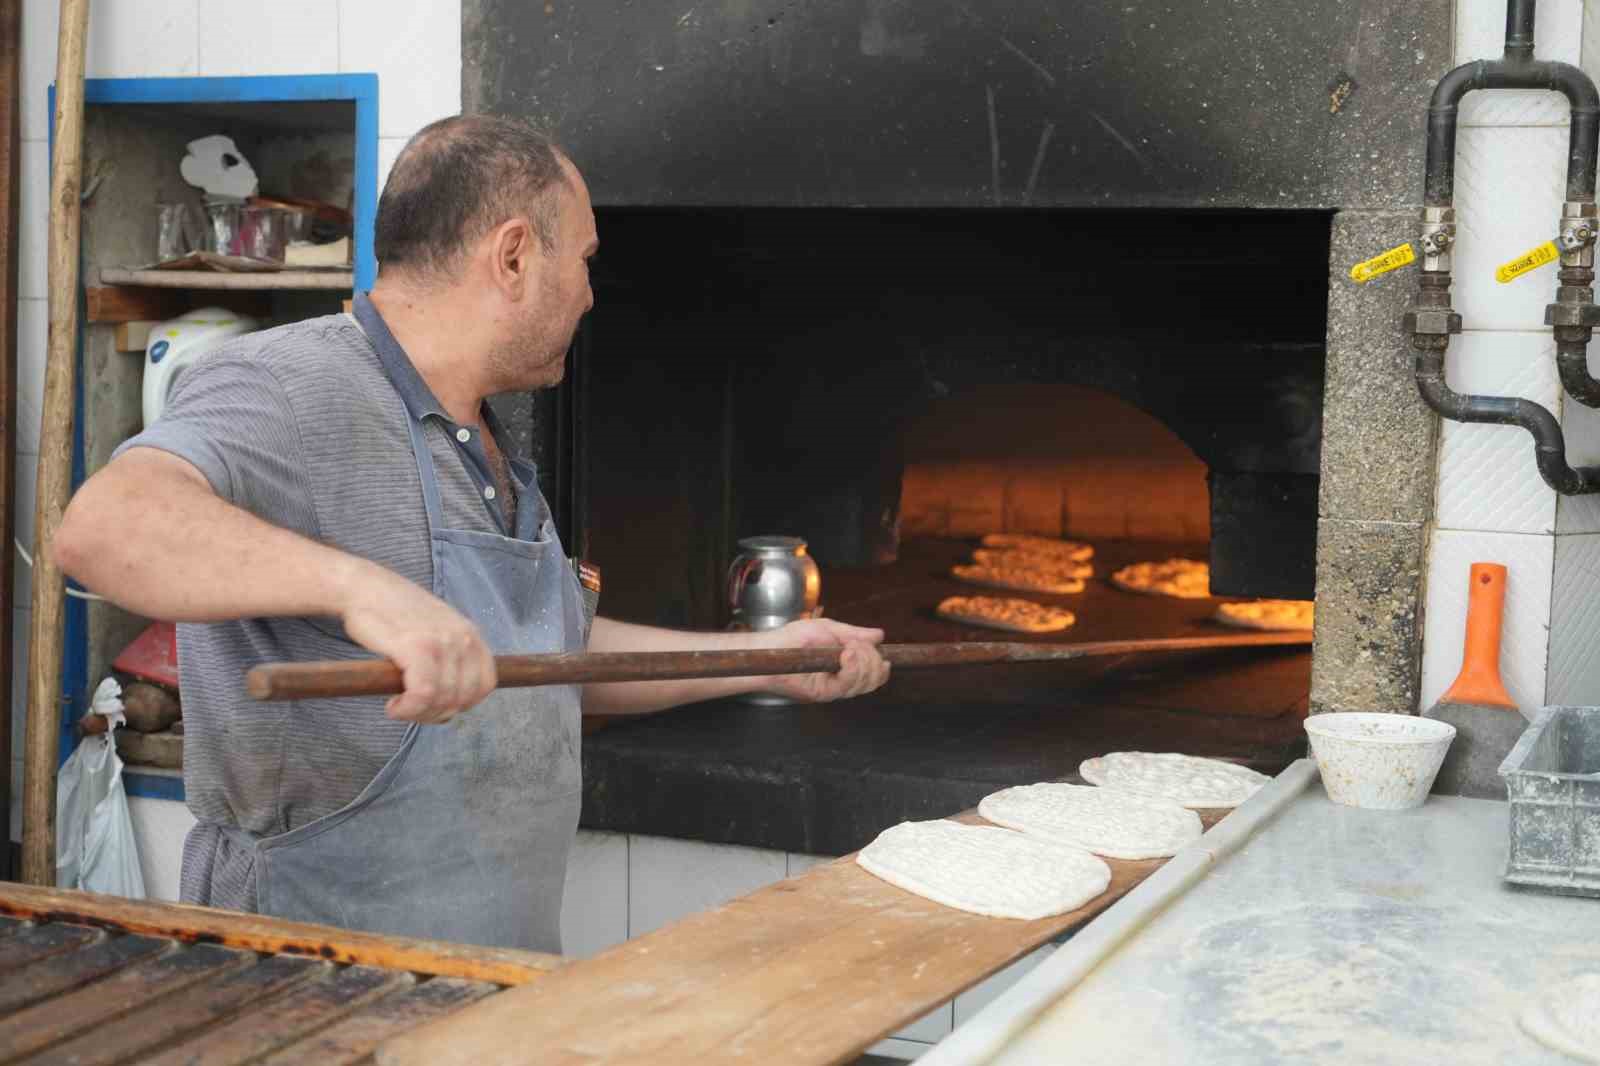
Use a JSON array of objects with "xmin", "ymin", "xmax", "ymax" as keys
[
  {"xmin": 1214, "ymin": 599, "xmax": 1314, "ymax": 631},
  {"xmin": 952, "ymin": 563, "xmax": 1086, "ymax": 595},
  {"xmin": 1521, "ymin": 973, "xmax": 1600, "ymax": 1064},
  {"xmin": 1111, "ymin": 559, "xmax": 1210, "ymax": 599},
  {"xmin": 979, "ymin": 534, "xmax": 1094, "ymax": 562},
  {"xmin": 970, "ymin": 548, "xmax": 1094, "ymax": 578},
  {"xmin": 937, "ymin": 595, "xmax": 1076, "ymax": 634},
  {"xmin": 856, "ymin": 820, "xmax": 1112, "ymax": 920},
  {"xmin": 978, "ymin": 782, "xmax": 1203, "ymax": 860},
  {"xmin": 1080, "ymin": 752, "xmax": 1270, "ymax": 809}
]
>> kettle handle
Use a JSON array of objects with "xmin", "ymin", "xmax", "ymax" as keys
[{"xmin": 727, "ymin": 556, "xmax": 765, "ymax": 613}]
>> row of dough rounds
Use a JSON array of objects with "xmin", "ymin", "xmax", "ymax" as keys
[
  {"xmin": 855, "ymin": 753, "xmax": 1271, "ymax": 921},
  {"xmin": 939, "ymin": 534, "xmax": 1313, "ymax": 633}
]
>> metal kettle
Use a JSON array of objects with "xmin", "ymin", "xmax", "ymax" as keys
[{"xmin": 726, "ymin": 536, "xmax": 822, "ymax": 632}]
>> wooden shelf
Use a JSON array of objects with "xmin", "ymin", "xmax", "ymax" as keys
[{"xmin": 99, "ymin": 267, "xmax": 353, "ymax": 291}]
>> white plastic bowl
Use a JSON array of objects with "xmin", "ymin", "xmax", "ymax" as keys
[{"xmin": 1303, "ymin": 713, "xmax": 1457, "ymax": 810}]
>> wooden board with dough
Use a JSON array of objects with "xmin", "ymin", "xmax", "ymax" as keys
[{"xmin": 377, "ymin": 807, "xmax": 1228, "ymax": 1066}]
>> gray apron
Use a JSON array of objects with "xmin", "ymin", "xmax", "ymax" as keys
[{"xmin": 243, "ymin": 410, "xmax": 585, "ymax": 952}]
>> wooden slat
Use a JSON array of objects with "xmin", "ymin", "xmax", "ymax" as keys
[
  {"xmin": 21, "ymin": 0, "xmax": 90, "ymax": 885},
  {"xmin": 0, "ymin": 883, "xmax": 561, "ymax": 985},
  {"xmin": 0, "ymin": 923, "xmax": 103, "ymax": 975},
  {"xmin": 0, "ymin": 943, "xmax": 251, "ymax": 1061},
  {"xmin": 256, "ymin": 977, "xmax": 499, "ymax": 1066},
  {"xmin": 0, "ymin": 933, "xmax": 170, "ymax": 1014},
  {"xmin": 84, "ymin": 285, "xmax": 272, "ymax": 323},
  {"xmin": 10, "ymin": 954, "xmax": 327, "ymax": 1066},
  {"xmin": 138, "ymin": 965, "xmax": 411, "ymax": 1066},
  {"xmin": 112, "ymin": 319, "xmax": 156, "ymax": 352},
  {"xmin": 0, "ymin": 0, "xmax": 19, "ymax": 885},
  {"xmin": 381, "ymin": 811, "xmax": 1226, "ymax": 1066},
  {"xmin": 98, "ymin": 268, "xmax": 354, "ymax": 291}
]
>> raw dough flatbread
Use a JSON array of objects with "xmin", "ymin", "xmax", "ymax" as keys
[
  {"xmin": 979, "ymin": 534, "xmax": 1094, "ymax": 561},
  {"xmin": 856, "ymin": 820, "xmax": 1111, "ymax": 920},
  {"xmin": 970, "ymin": 548, "xmax": 1094, "ymax": 578},
  {"xmin": 937, "ymin": 595, "xmax": 1076, "ymax": 634},
  {"xmin": 1080, "ymin": 751, "xmax": 1270, "ymax": 809},
  {"xmin": 952, "ymin": 563, "xmax": 1086, "ymax": 595},
  {"xmin": 1521, "ymin": 973, "xmax": 1600, "ymax": 1064},
  {"xmin": 978, "ymin": 782, "xmax": 1203, "ymax": 860},
  {"xmin": 1110, "ymin": 558, "xmax": 1210, "ymax": 599},
  {"xmin": 1214, "ymin": 599, "xmax": 1314, "ymax": 631}
]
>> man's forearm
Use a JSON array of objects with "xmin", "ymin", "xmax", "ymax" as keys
[
  {"xmin": 580, "ymin": 617, "xmax": 772, "ymax": 715},
  {"xmin": 55, "ymin": 447, "xmax": 374, "ymax": 623}
]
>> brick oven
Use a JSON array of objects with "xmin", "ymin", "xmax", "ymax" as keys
[{"xmin": 466, "ymin": 1, "xmax": 1452, "ymax": 852}]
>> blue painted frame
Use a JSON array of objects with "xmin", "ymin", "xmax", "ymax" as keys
[{"xmin": 47, "ymin": 74, "xmax": 379, "ymax": 802}]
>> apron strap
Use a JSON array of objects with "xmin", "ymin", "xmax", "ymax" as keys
[{"xmin": 403, "ymin": 414, "xmax": 447, "ymax": 529}]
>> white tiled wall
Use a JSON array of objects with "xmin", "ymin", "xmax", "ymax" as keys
[
  {"xmin": 561, "ymin": 830, "xmax": 629, "ymax": 958},
  {"xmin": 1546, "ymin": 533, "xmax": 1600, "ymax": 702},
  {"xmin": 126, "ymin": 794, "xmax": 196, "ymax": 901},
  {"xmin": 8, "ymin": 0, "xmax": 462, "ymax": 848},
  {"xmin": 627, "ymin": 835, "xmax": 787, "ymax": 937},
  {"xmin": 1421, "ymin": 1, "xmax": 1600, "ymax": 714}
]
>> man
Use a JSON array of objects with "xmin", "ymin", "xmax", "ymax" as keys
[{"xmin": 54, "ymin": 115, "xmax": 890, "ymax": 953}]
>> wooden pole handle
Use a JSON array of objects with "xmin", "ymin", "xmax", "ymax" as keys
[
  {"xmin": 245, "ymin": 633, "xmax": 1312, "ymax": 702},
  {"xmin": 247, "ymin": 648, "xmax": 849, "ymax": 701}
]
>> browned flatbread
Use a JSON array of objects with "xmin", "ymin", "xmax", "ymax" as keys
[
  {"xmin": 952, "ymin": 564, "xmax": 1087, "ymax": 595},
  {"xmin": 970, "ymin": 548, "xmax": 1093, "ymax": 578},
  {"xmin": 978, "ymin": 534, "xmax": 1094, "ymax": 562},
  {"xmin": 937, "ymin": 595, "xmax": 1077, "ymax": 634},
  {"xmin": 1213, "ymin": 599, "xmax": 1314, "ymax": 631},
  {"xmin": 1111, "ymin": 559, "xmax": 1210, "ymax": 599}
]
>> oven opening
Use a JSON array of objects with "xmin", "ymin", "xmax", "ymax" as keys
[{"xmin": 574, "ymin": 205, "xmax": 1332, "ymax": 847}]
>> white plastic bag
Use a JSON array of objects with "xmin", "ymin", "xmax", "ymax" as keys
[{"xmin": 56, "ymin": 678, "xmax": 146, "ymax": 897}]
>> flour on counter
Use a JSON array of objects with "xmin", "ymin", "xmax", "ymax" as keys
[
  {"xmin": 856, "ymin": 820, "xmax": 1111, "ymax": 920},
  {"xmin": 979, "ymin": 782, "xmax": 1203, "ymax": 859},
  {"xmin": 1522, "ymin": 973, "xmax": 1600, "ymax": 1064},
  {"xmin": 1080, "ymin": 751, "xmax": 1270, "ymax": 809}
]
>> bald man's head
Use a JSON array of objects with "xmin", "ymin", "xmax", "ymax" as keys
[{"xmin": 374, "ymin": 115, "xmax": 571, "ymax": 282}]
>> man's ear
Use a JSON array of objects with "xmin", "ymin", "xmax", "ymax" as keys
[{"xmin": 487, "ymin": 217, "xmax": 537, "ymax": 299}]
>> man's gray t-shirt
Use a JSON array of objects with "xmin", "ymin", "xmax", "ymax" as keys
[{"xmin": 117, "ymin": 309, "xmax": 555, "ymax": 870}]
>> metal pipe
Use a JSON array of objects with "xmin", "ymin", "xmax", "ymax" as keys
[
  {"xmin": 1506, "ymin": 0, "xmax": 1537, "ymax": 62},
  {"xmin": 1412, "ymin": 0, "xmax": 1600, "ymax": 492},
  {"xmin": 1425, "ymin": 59, "xmax": 1600, "ymax": 205},
  {"xmin": 1416, "ymin": 345, "xmax": 1600, "ymax": 494}
]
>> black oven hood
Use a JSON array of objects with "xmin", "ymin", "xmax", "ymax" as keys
[{"xmin": 464, "ymin": 0, "xmax": 1443, "ymax": 211}]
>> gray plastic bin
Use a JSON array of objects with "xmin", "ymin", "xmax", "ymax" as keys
[{"xmin": 1499, "ymin": 705, "xmax": 1600, "ymax": 898}]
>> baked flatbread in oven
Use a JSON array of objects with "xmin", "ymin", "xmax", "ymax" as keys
[
  {"xmin": 970, "ymin": 548, "xmax": 1093, "ymax": 578},
  {"xmin": 936, "ymin": 595, "xmax": 1077, "ymax": 634},
  {"xmin": 952, "ymin": 563, "xmax": 1086, "ymax": 596},
  {"xmin": 979, "ymin": 534, "xmax": 1094, "ymax": 562},
  {"xmin": 1110, "ymin": 558, "xmax": 1210, "ymax": 599},
  {"xmin": 1213, "ymin": 599, "xmax": 1314, "ymax": 631}
]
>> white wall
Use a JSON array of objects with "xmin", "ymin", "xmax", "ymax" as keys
[
  {"xmin": 1419, "ymin": 0, "xmax": 1600, "ymax": 715},
  {"xmin": 8, "ymin": 1, "xmax": 461, "ymax": 850}
]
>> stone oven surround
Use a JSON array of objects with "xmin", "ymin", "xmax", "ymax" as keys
[{"xmin": 469, "ymin": 0, "xmax": 1600, "ymax": 717}]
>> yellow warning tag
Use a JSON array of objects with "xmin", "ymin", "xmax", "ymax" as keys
[
  {"xmin": 1349, "ymin": 243, "xmax": 1416, "ymax": 284},
  {"xmin": 1495, "ymin": 241, "xmax": 1559, "ymax": 283}
]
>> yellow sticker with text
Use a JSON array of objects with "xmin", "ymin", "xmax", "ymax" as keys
[
  {"xmin": 1349, "ymin": 243, "xmax": 1416, "ymax": 284},
  {"xmin": 1495, "ymin": 241, "xmax": 1559, "ymax": 283}
]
